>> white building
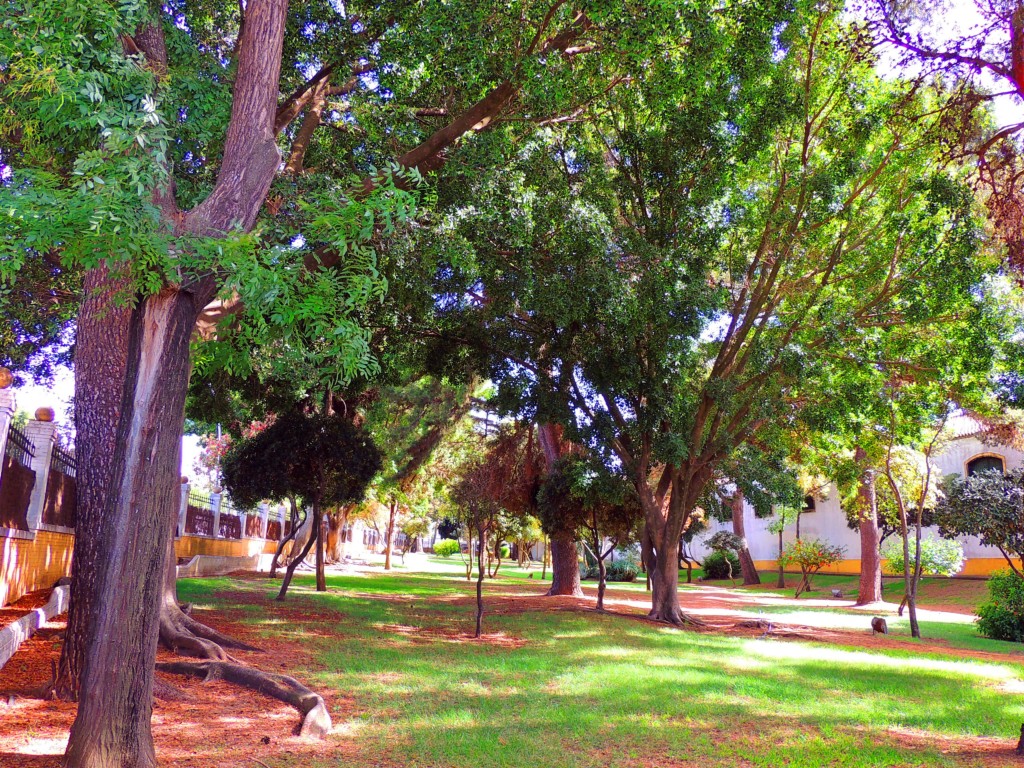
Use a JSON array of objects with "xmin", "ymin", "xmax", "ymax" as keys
[{"xmin": 691, "ymin": 416, "xmax": 1024, "ymax": 577}]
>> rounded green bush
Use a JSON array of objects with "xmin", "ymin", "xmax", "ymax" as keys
[
  {"xmin": 977, "ymin": 570, "xmax": 1024, "ymax": 642},
  {"xmin": 499, "ymin": 543, "xmax": 511, "ymax": 559},
  {"xmin": 433, "ymin": 539, "xmax": 461, "ymax": 558},
  {"xmin": 702, "ymin": 550, "xmax": 741, "ymax": 580}
]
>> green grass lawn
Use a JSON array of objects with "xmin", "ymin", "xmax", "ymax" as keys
[{"xmin": 177, "ymin": 561, "xmax": 1024, "ymax": 767}]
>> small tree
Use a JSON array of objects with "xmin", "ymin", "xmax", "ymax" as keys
[
  {"xmin": 680, "ymin": 510, "xmax": 708, "ymax": 584},
  {"xmin": 704, "ymin": 532, "xmax": 745, "ymax": 584},
  {"xmin": 766, "ymin": 506, "xmax": 799, "ymax": 589},
  {"xmin": 882, "ymin": 536, "xmax": 964, "ymax": 613},
  {"xmin": 222, "ymin": 411, "xmax": 382, "ymax": 598},
  {"xmin": 779, "ymin": 539, "xmax": 846, "ymax": 598},
  {"xmin": 451, "ymin": 459, "xmax": 506, "ymax": 637},
  {"xmin": 935, "ymin": 467, "xmax": 1024, "ymax": 577}
]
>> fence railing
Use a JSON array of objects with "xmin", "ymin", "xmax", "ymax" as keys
[
  {"xmin": 41, "ymin": 444, "xmax": 77, "ymax": 528},
  {"xmin": 50, "ymin": 444, "xmax": 76, "ymax": 477},
  {"xmin": 188, "ymin": 489, "xmax": 213, "ymax": 512},
  {"xmin": 4, "ymin": 426, "xmax": 35, "ymax": 468}
]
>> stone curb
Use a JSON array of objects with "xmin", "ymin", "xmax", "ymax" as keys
[{"xmin": 0, "ymin": 584, "xmax": 70, "ymax": 670}]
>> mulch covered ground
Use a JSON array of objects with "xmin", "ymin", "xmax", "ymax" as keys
[{"xmin": 0, "ymin": 591, "xmax": 355, "ymax": 768}]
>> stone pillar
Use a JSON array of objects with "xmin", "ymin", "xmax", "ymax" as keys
[
  {"xmin": 0, "ymin": 369, "xmax": 15, "ymax": 462},
  {"xmin": 178, "ymin": 478, "xmax": 190, "ymax": 537},
  {"xmin": 210, "ymin": 490, "xmax": 222, "ymax": 538},
  {"xmin": 24, "ymin": 408, "xmax": 58, "ymax": 531},
  {"xmin": 259, "ymin": 502, "xmax": 270, "ymax": 538},
  {"xmin": 278, "ymin": 504, "xmax": 286, "ymax": 541}
]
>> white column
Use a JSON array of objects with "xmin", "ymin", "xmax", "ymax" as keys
[
  {"xmin": 259, "ymin": 502, "xmax": 270, "ymax": 538},
  {"xmin": 178, "ymin": 480, "xmax": 190, "ymax": 537},
  {"xmin": 210, "ymin": 491, "xmax": 222, "ymax": 538},
  {"xmin": 278, "ymin": 504, "xmax": 286, "ymax": 541},
  {"xmin": 23, "ymin": 410, "xmax": 57, "ymax": 531}
]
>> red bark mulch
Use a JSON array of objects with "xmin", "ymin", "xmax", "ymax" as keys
[{"xmin": 0, "ymin": 591, "xmax": 359, "ymax": 768}]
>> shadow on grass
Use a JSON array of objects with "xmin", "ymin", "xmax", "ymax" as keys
[{"xmin": 177, "ymin": 570, "xmax": 1024, "ymax": 768}]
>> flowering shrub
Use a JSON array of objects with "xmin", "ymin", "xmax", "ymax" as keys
[{"xmin": 779, "ymin": 538, "xmax": 845, "ymax": 597}]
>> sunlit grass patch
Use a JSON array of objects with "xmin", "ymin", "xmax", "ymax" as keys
[{"xmin": 177, "ymin": 567, "xmax": 1022, "ymax": 767}]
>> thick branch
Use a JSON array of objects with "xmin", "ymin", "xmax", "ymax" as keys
[{"xmin": 185, "ymin": 0, "xmax": 289, "ymax": 236}]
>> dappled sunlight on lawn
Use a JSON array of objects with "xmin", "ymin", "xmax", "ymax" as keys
[{"xmin": 740, "ymin": 638, "xmax": 1020, "ymax": 680}]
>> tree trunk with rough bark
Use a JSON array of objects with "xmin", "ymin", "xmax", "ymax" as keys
[
  {"xmin": 546, "ymin": 532, "xmax": 583, "ymax": 597},
  {"xmin": 855, "ymin": 450, "xmax": 883, "ymax": 606},
  {"xmin": 64, "ymin": 288, "xmax": 204, "ymax": 768},
  {"xmin": 53, "ymin": 266, "xmax": 131, "ymax": 701},
  {"xmin": 731, "ymin": 490, "xmax": 760, "ymax": 586}
]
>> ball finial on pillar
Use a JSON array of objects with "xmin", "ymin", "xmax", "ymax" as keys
[
  {"xmin": 0, "ymin": 368, "xmax": 12, "ymax": 389},
  {"xmin": 34, "ymin": 407, "xmax": 55, "ymax": 422}
]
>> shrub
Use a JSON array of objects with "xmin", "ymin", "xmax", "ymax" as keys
[
  {"xmin": 605, "ymin": 559, "xmax": 639, "ymax": 582},
  {"xmin": 779, "ymin": 538, "xmax": 845, "ymax": 597},
  {"xmin": 433, "ymin": 539, "xmax": 461, "ymax": 558},
  {"xmin": 498, "ymin": 543, "xmax": 511, "ymax": 559},
  {"xmin": 881, "ymin": 536, "xmax": 964, "ymax": 577},
  {"xmin": 977, "ymin": 570, "xmax": 1024, "ymax": 642},
  {"xmin": 581, "ymin": 556, "xmax": 640, "ymax": 583},
  {"xmin": 703, "ymin": 550, "xmax": 741, "ymax": 580}
]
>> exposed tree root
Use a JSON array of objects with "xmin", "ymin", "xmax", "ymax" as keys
[
  {"xmin": 155, "ymin": 660, "xmax": 332, "ymax": 738},
  {"xmin": 158, "ymin": 602, "xmax": 260, "ymax": 661},
  {"xmin": 152, "ymin": 677, "xmax": 192, "ymax": 702},
  {"xmin": 648, "ymin": 607, "xmax": 709, "ymax": 628}
]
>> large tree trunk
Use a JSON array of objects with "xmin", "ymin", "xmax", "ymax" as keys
[
  {"xmin": 855, "ymin": 449, "xmax": 883, "ymax": 606},
  {"xmin": 647, "ymin": 538, "xmax": 686, "ymax": 624},
  {"xmin": 64, "ymin": 288, "xmax": 203, "ymax": 768},
  {"xmin": 53, "ymin": 266, "xmax": 131, "ymax": 700},
  {"xmin": 731, "ymin": 490, "xmax": 760, "ymax": 586},
  {"xmin": 545, "ymin": 532, "xmax": 583, "ymax": 597}
]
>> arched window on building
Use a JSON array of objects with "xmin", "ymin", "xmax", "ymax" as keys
[
  {"xmin": 801, "ymin": 495, "xmax": 816, "ymax": 513},
  {"xmin": 966, "ymin": 454, "xmax": 1005, "ymax": 477}
]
